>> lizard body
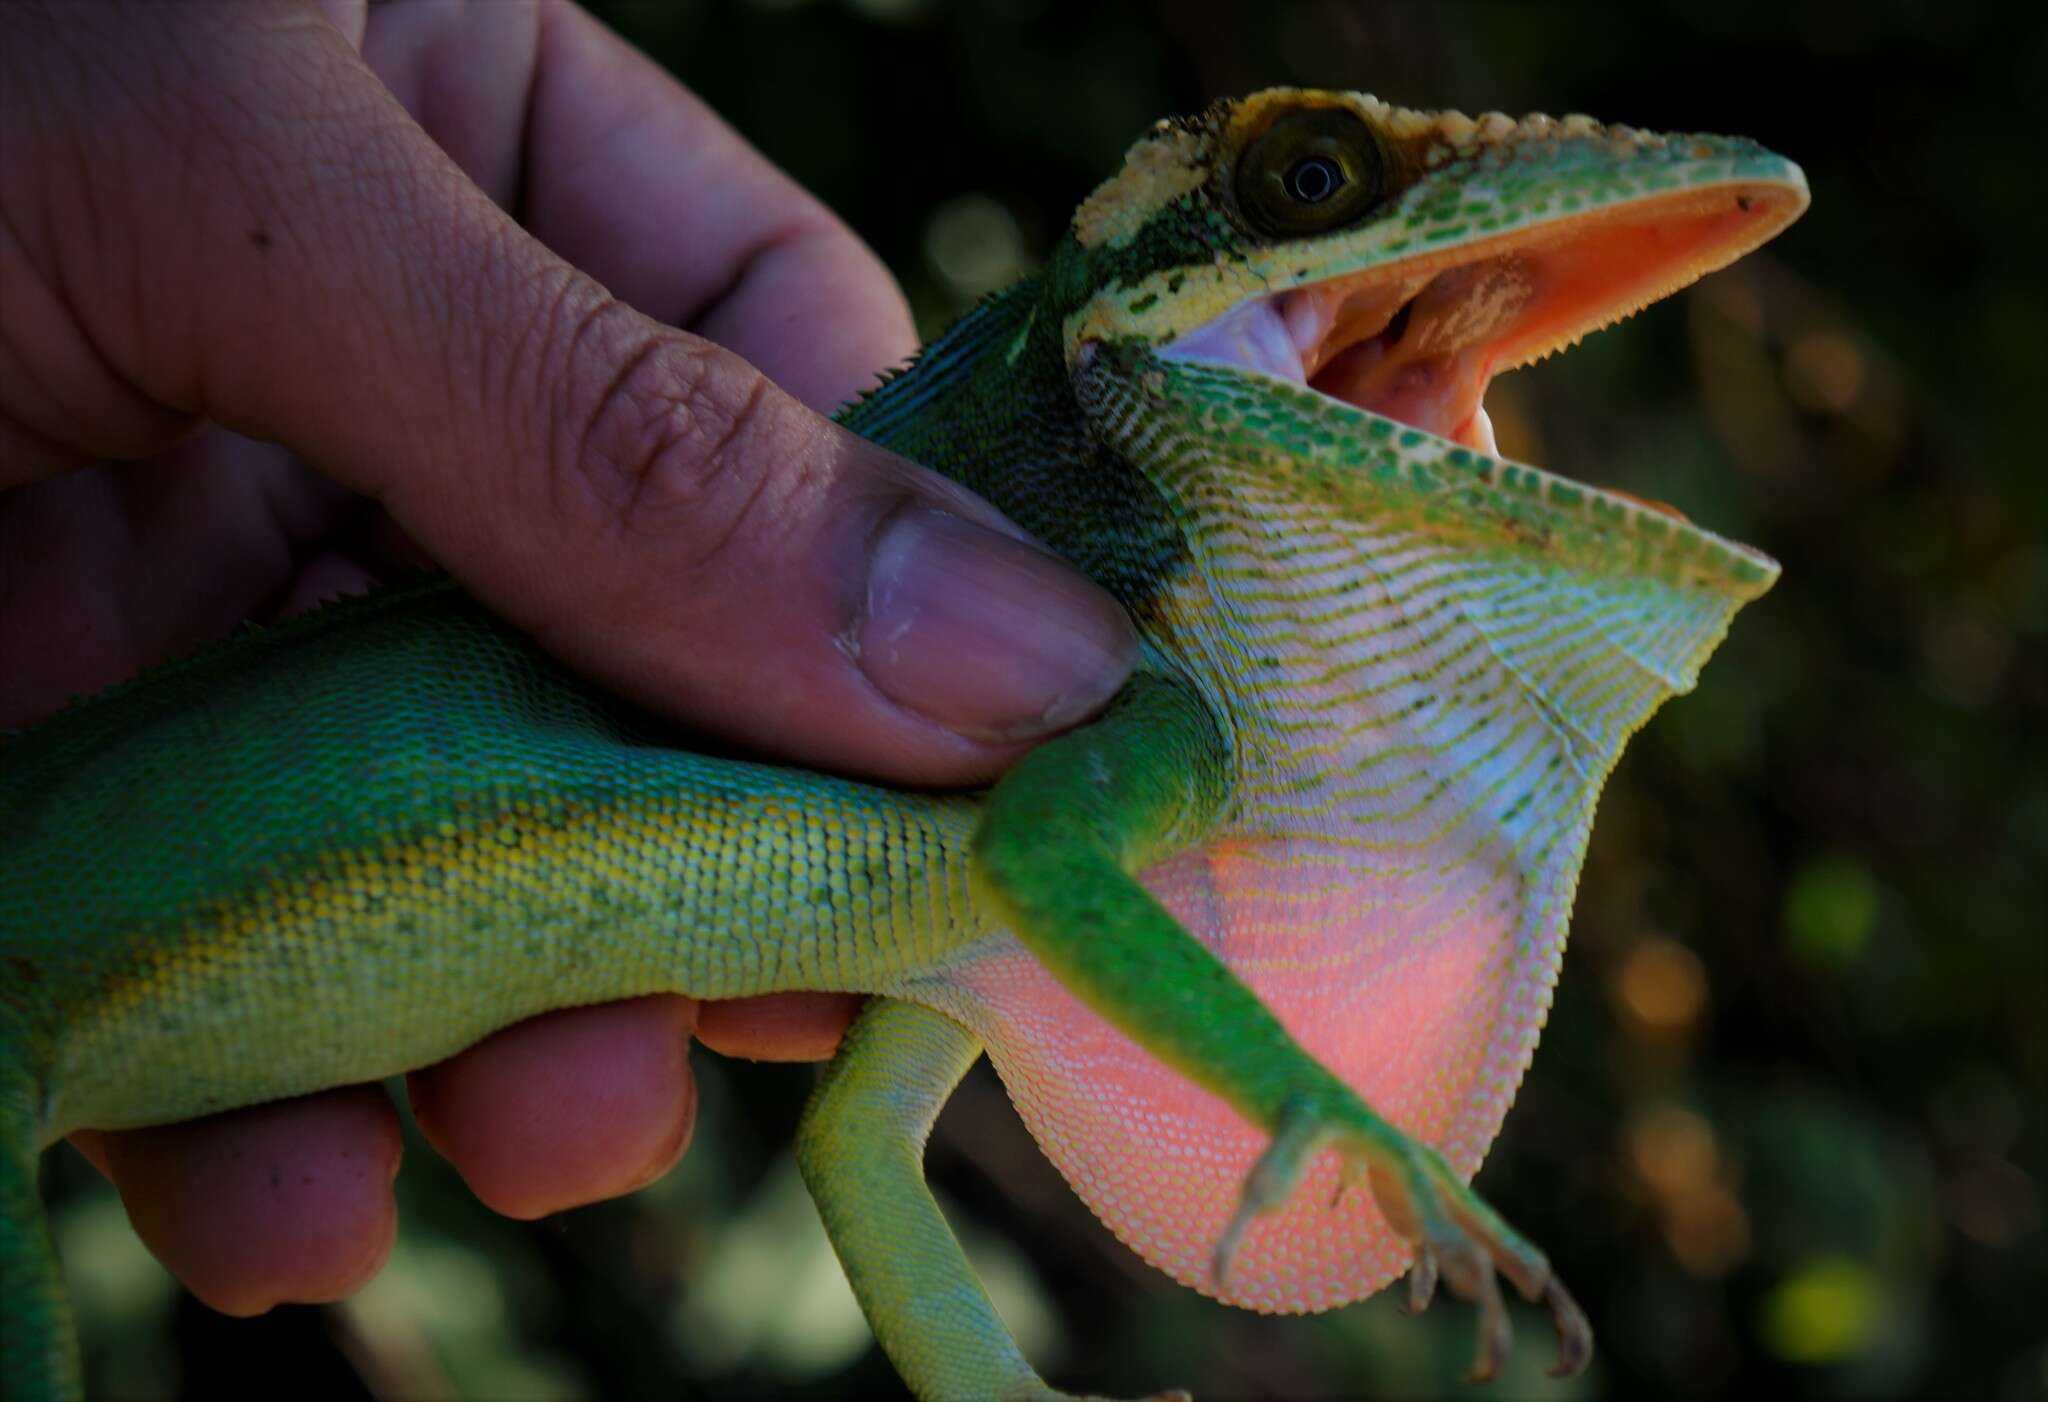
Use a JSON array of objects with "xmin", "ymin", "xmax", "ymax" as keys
[{"xmin": 0, "ymin": 89, "xmax": 1806, "ymax": 1400}]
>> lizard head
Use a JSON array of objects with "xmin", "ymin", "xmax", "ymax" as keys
[{"xmin": 1047, "ymin": 86, "xmax": 1807, "ymax": 486}]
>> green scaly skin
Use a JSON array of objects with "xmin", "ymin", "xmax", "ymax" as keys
[{"xmin": 0, "ymin": 89, "xmax": 1806, "ymax": 1400}]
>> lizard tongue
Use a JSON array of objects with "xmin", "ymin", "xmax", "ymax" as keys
[{"xmin": 1160, "ymin": 295, "xmax": 1306, "ymax": 385}]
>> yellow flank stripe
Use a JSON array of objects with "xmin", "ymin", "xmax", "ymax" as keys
[{"xmin": 50, "ymin": 788, "xmax": 982, "ymax": 1135}]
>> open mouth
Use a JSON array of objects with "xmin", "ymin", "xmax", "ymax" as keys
[{"xmin": 1161, "ymin": 184, "xmax": 1804, "ymax": 505}]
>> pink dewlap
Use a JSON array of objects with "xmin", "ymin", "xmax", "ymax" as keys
[{"xmin": 947, "ymin": 832, "xmax": 1539, "ymax": 1314}]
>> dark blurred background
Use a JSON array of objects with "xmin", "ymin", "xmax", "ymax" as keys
[{"xmin": 48, "ymin": 1, "xmax": 2045, "ymax": 1397}]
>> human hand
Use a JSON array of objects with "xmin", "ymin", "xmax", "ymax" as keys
[{"xmin": 2, "ymin": 0, "xmax": 1134, "ymax": 1315}]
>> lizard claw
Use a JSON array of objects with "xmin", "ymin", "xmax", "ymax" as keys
[
  {"xmin": 1403, "ymin": 1245, "xmax": 1439, "ymax": 1314},
  {"xmin": 1458, "ymin": 1247, "xmax": 1511, "ymax": 1384},
  {"xmin": 1212, "ymin": 1103, "xmax": 1323, "ymax": 1287},
  {"xmin": 1329, "ymin": 1156, "xmax": 1366, "ymax": 1210},
  {"xmin": 1543, "ymin": 1274, "xmax": 1594, "ymax": 1378}
]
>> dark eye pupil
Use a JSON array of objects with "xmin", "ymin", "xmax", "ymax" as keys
[{"xmin": 1285, "ymin": 156, "xmax": 1343, "ymax": 204}]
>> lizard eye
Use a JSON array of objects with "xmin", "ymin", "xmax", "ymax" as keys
[{"xmin": 1234, "ymin": 108, "xmax": 1386, "ymax": 238}]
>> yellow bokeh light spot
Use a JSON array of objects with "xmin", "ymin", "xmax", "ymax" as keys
[
  {"xmin": 1628, "ymin": 1102, "xmax": 1718, "ymax": 1194},
  {"xmin": 1614, "ymin": 937, "xmax": 1708, "ymax": 1035},
  {"xmin": 1759, "ymin": 1255, "xmax": 1884, "ymax": 1363}
]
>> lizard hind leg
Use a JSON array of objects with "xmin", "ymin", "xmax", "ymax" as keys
[
  {"xmin": 0, "ymin": 1066, "xmax": 81, "ymax": 1402},
  {"xmin": 797, "ymin": 996, "xmax": 1188, "ymax": 1402}
]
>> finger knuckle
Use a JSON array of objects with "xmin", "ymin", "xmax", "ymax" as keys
[{"xmin": 551, "ymin": 303, "xmax": 810, "ymax": 572}]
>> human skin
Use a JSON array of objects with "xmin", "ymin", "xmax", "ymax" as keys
[{"xmin": 0, "ymin": 0, "xmax": 1135, "ymax": 1317}]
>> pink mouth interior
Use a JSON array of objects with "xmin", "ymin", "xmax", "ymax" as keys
[
  {"xmin": 1289, "ymin": 267, "xmax": 1509, "ymax": 456},
  {"xmin": 1167, "ymin": 183, "xmax": 1802, "ymax": 501}
]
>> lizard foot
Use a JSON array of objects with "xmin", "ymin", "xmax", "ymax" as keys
[{"xmin": 1210, "ymin": 1093, "xmax": 1592, "ymax": 1383}]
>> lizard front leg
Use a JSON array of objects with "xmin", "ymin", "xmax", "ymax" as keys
[
  {"xmin": 970, "ymin": 673, "xmax": 1591, "ymax": 1383},
  {"xmin": 797, "ymin": 997, "xmax": 1183, "ymax": 1402}
]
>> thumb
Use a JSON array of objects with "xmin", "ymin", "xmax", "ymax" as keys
[{"xmin": 6, "ymin": 4, "xmax": 1134, "ymax": 786}]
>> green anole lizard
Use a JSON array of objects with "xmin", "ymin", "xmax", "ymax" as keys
[{"xmin": 0, "ymin": 88, "xmax": 1806, "ymax": 1401}]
